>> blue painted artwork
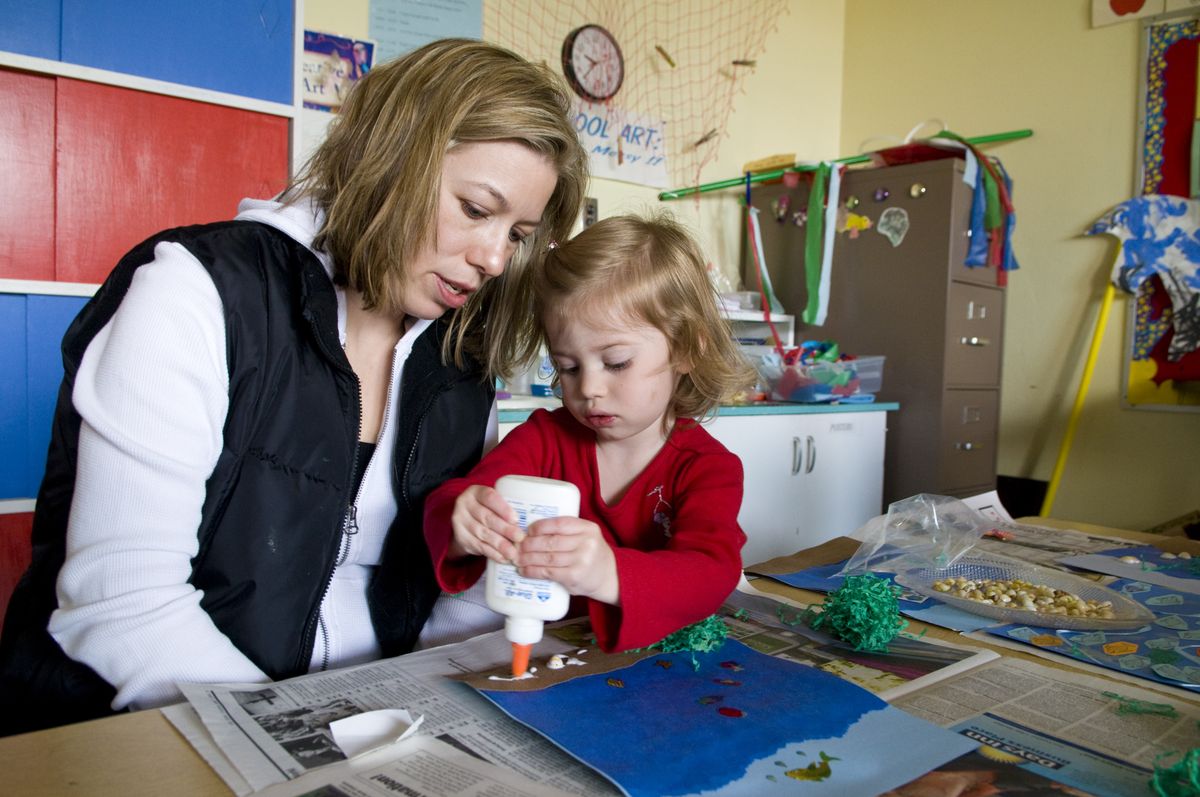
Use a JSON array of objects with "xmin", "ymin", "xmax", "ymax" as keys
[
  {"xmin": 474, "ymin": 639, "xmax": 977, "ymax": 796},
  {"xmin": 766, "ymin": 561, "xmax": 997, "ymax": 633},
  {"xmin": 988, "ymin": 578, "xmax": 1200, "ymax": 694},
  {"xmin": 1060, "ymin": 545, "xmax": 1200, "ymax": 596}
]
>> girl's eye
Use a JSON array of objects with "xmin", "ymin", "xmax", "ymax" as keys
[
  {"xmin": 557, "ymin": 365, "xmax": 579, "ymax": 375},
  {"xmin": 605, "ymin": 360, "xmax": 631, "ymax": 372}
]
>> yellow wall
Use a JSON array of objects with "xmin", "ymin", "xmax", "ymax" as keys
[
  {"xmin": 303, "ymin": 0, "xmax": 842, "ymax": 276},
  {"xmin": 841, "ymin": 0, "xmax": 1199, "ymax": 530},
  {"xmin": 306, "ymin": 0, "xmax": 1199, "ymax": 529}
]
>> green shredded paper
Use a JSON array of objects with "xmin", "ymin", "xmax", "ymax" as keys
[
  {"xmin": 808, "ymin": 573, "xmax": 907, "ymax": 652},
  {"xmin": 638, "ymin": 614, "xmax": 730, "ymax": 670},
  {"xmin": 1152, "ymin": 748, "xmax": 1200, "ymax": 797}
]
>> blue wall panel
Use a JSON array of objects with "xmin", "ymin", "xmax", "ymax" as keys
[
  {"xmin": 61, "ymin": 0, "xmax": 294, "ymax": 104},
  {"xmin": 25, "ymin": 295, "xmax": 88, "ymax": 500},
  {"xmin": 0, "ymin": 295, "xmax": 31, "ymax": 499},
  {"xmin": 0, "ymin": 293, "xmax": 87, "ymax": 501},
  {"xmin": 0, "ymin": 0, "xmax": 62, "ymax": 61}
]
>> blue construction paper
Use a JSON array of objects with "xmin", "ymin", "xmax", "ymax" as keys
[
  {"xmin": 1060, "ymin": 545, "xmax": 1200, "ymax": 595},
  {"xmin": 988, "ymin": 578, "xmax": 1200, "ymax": 694},
  {"xmin": 765, "ymin": 561, "xmax": 998, "ymax": 633},
  {"xmin": 476, "ymin": 639, "xmax": 977, "ymax": 797}
]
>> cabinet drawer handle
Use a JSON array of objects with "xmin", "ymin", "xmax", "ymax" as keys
[
  {"xmin": 955, "ymin": 441, "xmax": 980, "ymax": 451},
  {"xmin": 805, "ymin": 435, "xmax": 816, "ymax": 474},
  {"xmin": 792, "ymin": 436, "xmax": 802, "ymax": 475},
  {"xmin": 960, "ymin": 336, "xmax": 990, "ymax": 347}
]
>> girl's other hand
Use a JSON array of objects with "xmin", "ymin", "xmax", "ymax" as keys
[
  {"xmin": 516, "ymin": 517, "xmax": 619, "ymax": 605},
  {"xmin": 448, "ymin": 485, "xmax": 521, "ymax": 564}
]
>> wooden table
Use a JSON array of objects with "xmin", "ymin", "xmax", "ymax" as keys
[{"xmin": 1, "ymin": 517, "xmax": 1194, "ymax": 796}]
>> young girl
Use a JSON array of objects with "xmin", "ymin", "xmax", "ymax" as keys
[{"xmin": 421, "ymin": 214, "xmax": 757, "ymax": 651}]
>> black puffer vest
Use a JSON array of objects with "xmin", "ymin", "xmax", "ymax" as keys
[{"xmin": 0, "ymin": 221, "xmax": 493, "ymax": 735}]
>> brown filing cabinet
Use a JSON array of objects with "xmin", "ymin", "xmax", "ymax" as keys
[{"xmin": 742, "ymin": 157, "xmax": 1005, "ymax": 506}]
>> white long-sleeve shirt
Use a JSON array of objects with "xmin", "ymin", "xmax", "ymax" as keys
[{"xmin": 47, "ymin": 198, "xmax": 496, "ymax": 709}]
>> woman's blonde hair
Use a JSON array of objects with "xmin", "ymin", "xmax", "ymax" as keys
[
  {"xmin": 285, "ymin": 38, "xmax": 588, "ymax": 376},
  {"xmin": 534, "ymin": 214, "xmax": 758, "ymax": 425}
]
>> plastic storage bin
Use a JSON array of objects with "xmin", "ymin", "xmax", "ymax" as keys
[
  {"xmin": 770, "ymin": 360, "xmax": 859, "ymax": 402},
  {"xmin": 854, "ymin": 355, "xmax": 886, "ymax": 394}
]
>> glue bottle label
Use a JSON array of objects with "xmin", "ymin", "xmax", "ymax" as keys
[{"xmin": 485, "ymin": 476, "xmax": 576, "ymax": 625}]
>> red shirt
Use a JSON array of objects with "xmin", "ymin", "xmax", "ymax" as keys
[{"xmin": 423, "ymin": 408, "xmax": 746, "ymax": 652}]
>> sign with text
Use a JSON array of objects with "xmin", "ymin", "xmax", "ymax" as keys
[
  {"xmin": 302, "ymin": 30, "xmax": 375, "ymax": 113},
  {"xmin": 572, "ymin": 100, "xmax": 668, "ymax": 189}
]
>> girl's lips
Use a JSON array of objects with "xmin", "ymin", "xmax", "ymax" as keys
[
  {"xmin": 588, "ymin": 414, "xmax": 616, "ymax": 428},
  {"xmin": 435, "ymin": 275, "xmax": 471, "ymax": 309}
]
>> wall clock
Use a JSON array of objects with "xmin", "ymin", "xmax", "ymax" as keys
[{"xmin": 561, "ymin": 24, "xmax": 624, "ymax": 103}]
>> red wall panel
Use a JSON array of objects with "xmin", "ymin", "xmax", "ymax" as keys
[
  {"xmin": 0, "ymin": 69, "xmax": 56, "ymax": 280},
  {"xmin": 55, "ymin": 79, "xmax": 290, "ymax": 284},
  {"xmin": 0, "ymin": 512, "xmax": 33, "ymax": 629}
]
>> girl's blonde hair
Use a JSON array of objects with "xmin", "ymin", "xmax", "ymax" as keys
[
  {"xmin": 284, "ymin": 38, "xmax": 588, "ymax": 376},
  {"xmin": 534, "ymin": 214, "xmax": 758, "ymax": 424}
]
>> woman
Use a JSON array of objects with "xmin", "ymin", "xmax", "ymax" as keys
[{"xmin": 0, "ymin": 38, "xmax": 588, "ymax": 735}]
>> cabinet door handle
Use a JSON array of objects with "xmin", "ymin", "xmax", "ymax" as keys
[
  {"xmin": 792, "ymin": 436, "xmax": 802, "ymax": 475},
  {"xmin": 959, "ymin": 336, "xmax": 991, "ymax": 347},
  {"xmin": 955, "ymin": 441, "xmax": 979, "ymax": 451},
  {"xmin": 805, "ymin": 435, "xmax": 816, "ymax": 474}
]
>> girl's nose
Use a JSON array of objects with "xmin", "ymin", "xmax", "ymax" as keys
[{"xmin": 579, "ymin": 367, "xmax": 606, "ymax": 398}]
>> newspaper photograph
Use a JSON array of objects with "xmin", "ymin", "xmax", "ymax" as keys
[{"xmin": 254, "ymin": 734, "xmax": 572, "ymax": 797}]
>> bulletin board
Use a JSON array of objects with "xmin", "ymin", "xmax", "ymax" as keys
[{"xmin": 1131, "ymin": 14, "xmax": 1200, "ymax": 410}]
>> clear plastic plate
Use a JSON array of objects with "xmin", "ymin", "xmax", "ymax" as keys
[{"xmin": 893, "ymin": 555, "xmax": 1157, "ymax": 630}]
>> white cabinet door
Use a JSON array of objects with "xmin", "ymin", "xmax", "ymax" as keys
[
  {"xmin": 706, "ymin": 412, "xmax": 886, "ymax": 566},
  {"xmin": 794, "ymin": 412, "xmax": 886, "ymax": 548}
]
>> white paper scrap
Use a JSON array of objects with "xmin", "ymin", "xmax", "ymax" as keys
[{"xmin": 330, "ymin": 709, "xmax": 424, "ymax": 759}]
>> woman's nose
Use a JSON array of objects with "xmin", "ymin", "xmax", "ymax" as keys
[{"xmin": 470, "ymin": 229, "xmax": 512, "ymax": 278}]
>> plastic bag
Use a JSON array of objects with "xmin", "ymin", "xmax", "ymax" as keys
[{"xmin": 837, "ymin": 494, "xmax": 987, "ymax": 576}]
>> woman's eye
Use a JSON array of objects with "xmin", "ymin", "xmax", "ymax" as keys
[
  {"xmin": 462, "ymin": 201, "xmax": 487, "ymax": 219},
  {"xmin": 509, "ymin": 228, "xmax": 528, "ymax": 244}
]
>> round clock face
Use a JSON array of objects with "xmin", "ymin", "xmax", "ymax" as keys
[{"xmin": 561, "ymin": 25, "xmax": 624, "ymax": 103}]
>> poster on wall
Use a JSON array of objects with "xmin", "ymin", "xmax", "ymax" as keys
[
  {"xmin": 1129, "ymin": 16, "xmax": 1200, "ymax": 410},
  {"xmin": 301, "ymin": 30, "xmax": 375, "ymax": 113},
  {"xmin": 573, "ymin": 100, "xmax": 668, "ymax": 189},
  {"xmin": 1092, "ymin": 0, "xmax": 1165, "ymax": 28},
  {"xmin": 369, "ymin": 0, "xmax": 482, "ymax": 63}
]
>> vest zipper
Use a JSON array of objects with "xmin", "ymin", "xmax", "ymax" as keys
[{"xmin": 316, "ymin": 343, "xmax": 401, "ymax": 670}]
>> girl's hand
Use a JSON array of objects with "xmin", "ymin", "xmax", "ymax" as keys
[
  {"xmin": 447, "ymin": 485, "xmax": 521, "ymax": 564},
  {"xmin": 516, "ymin": 517, "xmax": 619, "ymax": 605}
]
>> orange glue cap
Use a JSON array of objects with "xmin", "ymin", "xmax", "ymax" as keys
[{"xmin": 511, "ymin": 642, "xmax": 532, "ymax": 677}]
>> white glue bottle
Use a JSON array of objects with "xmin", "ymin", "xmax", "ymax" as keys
[{"xmin": 487, "ymin": 475, "xmax": 579, "ymax": 677}]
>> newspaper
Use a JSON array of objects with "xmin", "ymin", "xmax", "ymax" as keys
[
  {"xmin": 892, "ymin": 655, "xmax": 1200, "ymax": 796},
  {"xmin": 253, "ymin": 734, "xmax": 572, "ymax": 797},
  {"xmin": 171, "ymin": 586, "xmax": 997, "ymax": 795},
  {"xmin": 174, "ymin": 628, "xmax": 618, "ymax": 796},
  {"xmin": 958, "ymin": 490, "xmax": 1137, "ymax": 570}
]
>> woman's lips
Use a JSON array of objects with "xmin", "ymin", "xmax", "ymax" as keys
[{"xmin": 436, "ymin": 275, "xmax": 471, "ymax": 309}]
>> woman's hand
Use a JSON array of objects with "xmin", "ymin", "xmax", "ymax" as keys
[
  {"xmin": 447, "ymin": 485, "xmax": 522, "ymax": 564},
  {"xmin": 516, "ymin": 517, "xmax": 619, "ymax": 605}
]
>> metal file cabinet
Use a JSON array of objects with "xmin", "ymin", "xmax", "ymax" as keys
[{"xmin": 742, "ymin": 157, "xmax": 1005, "ymax": 505}]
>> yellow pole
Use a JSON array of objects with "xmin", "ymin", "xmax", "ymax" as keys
[{"xmin": 1040, "ymin": 282, "xmax": 1117, "ymax": 516}]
